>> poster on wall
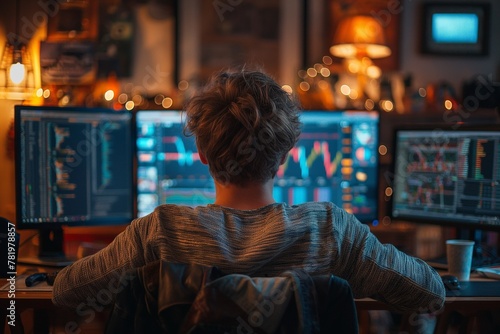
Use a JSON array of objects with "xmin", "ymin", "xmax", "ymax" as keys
[
  {"xmin": 40, "ymin": 41, "xmax": 97, "ymax": 85},
  {"xmin": 96, "ymin": 2, "xmax": 136, "ymax": 78},
  {"xmin": 198, "ymin": 0, "xmax": 281, "ymax": 83}
]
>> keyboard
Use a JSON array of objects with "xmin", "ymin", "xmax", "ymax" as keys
[{"xmin": 426, "ymin": 256, "xmax": 500, "ymax": 271}]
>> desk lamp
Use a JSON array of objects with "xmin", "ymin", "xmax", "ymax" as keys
[{"xmin": 329, "ymin": 15, "xmax": 391, "ymax": 106}]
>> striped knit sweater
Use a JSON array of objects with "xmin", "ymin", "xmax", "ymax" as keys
[{"xmin": 52, "ymin": 202, "xmax": 445, "ymax": 313}]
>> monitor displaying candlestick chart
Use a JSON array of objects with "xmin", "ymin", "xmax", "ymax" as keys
[
  {"xmin": 274, "ymin": 111, "xmax": 379, "ymax": 222},
  {"xmin": 135, "ymin": 110, "xmax": 380, "ymax": 223},
  {"xmin": 135, "ymin": 110, "xmax": 214, "ymax": 217},
  {"xmin": 391, "ymin": 127, "xmax": 500, "ymax": 230}
]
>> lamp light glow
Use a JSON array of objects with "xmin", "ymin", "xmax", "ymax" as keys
[
  {"xmin": 330, "ymin": 15, "xmax": 391, "ymax": 59},
  {"xmin": 9, "ymin": 62, "xmax": 25, "ymax": 84}
]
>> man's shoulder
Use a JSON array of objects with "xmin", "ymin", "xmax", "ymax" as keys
[
  {"xmin": 155, "ymin": 204, "xmax": 198, "ymax": 213},
  {"xmin": 283, "ymin": 201, "xmax": 351, "ymax": 222},
  {"xmin": 287, "ymin": 201, "xmax": 343, "ymax": 213}
]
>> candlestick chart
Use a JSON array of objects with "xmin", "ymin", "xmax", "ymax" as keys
[
  {"xmin": 392, "ymin": 129, "xmax": 500, "ymax": 227},
  {"xmin": 273, "ymin": 114, "xmax": 378, "ymax": 222}
]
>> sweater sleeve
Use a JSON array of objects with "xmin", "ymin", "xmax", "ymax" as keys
[
  {"xmin": 334, "ymin": 210, "xmax": 446, "ymax": 314},
  {"xmin": 51, "ymin": 214, "xmax": 157, "ymax": 309}
]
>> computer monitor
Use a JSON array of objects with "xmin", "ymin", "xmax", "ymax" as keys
[
  {"xmin": 275, "ymin": 111, "xmax": 379, "ymax": 222},
  {"xmin": 135, "ymin": 110, "xmax": 214, "ymax": 217},
  {"xmin": 391, "ymin": 126, "xmax": 500, "ymax": 231},
  {"xmin": 15, "ymin": 105, "xmax": 134, "ymax": 265},
  {"xmin": 135, "ymin": 110, "xmax": 380, "ymax": 223}
]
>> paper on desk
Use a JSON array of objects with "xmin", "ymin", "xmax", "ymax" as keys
[
  {"xmin": 0, "ymin": 274, "xmax": 53, "ymax": 291},
  {"xmin": 476, "ymin": 266, "xmax": 500, "ymax": 280}
]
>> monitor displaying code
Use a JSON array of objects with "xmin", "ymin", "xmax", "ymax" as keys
[{"xmin": 16, "ymin": 107, "xmax": 134, "ymax": 226}]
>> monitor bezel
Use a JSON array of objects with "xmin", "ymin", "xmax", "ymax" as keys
[
  {"xmin": 388, "ymin": 123, "xmax": 500, "ymax": 232},
  {"xmin": 14, "ymin": 105, "xmax": 136, "ymax": 229}
]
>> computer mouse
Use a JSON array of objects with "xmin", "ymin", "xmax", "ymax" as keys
[
  {"xmin": 25, "ymin": 273, "xmax": 48, "ymax": 287},
  {"xmin": 441, "ymin": 274, "xmax": 460, "ymax": 291}
]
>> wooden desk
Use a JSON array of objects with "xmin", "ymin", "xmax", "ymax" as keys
[
  {"xmin": 355, "ymin": 293, "xmax": 500, "ymax": 333},
  {"xmin": 2, "ymin": 283, "xmax": 500, "ymax": 334},
  {"xmin": 1, "ymin": 289, "xmax": 54, "ymax": 334},
  {"xmin": 435, "ymin": 296, "xmax": 500, "ymax": 333}
]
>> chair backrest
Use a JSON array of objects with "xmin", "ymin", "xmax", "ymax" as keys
[{"xmin": 105, "ymin": 261, "xmax": 359, "ymax": 334}]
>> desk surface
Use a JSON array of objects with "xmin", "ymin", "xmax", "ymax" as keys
[
  {"xmin": 2, "ymin": 271, "xmax": 500, "ymax": 308},
  {"xmin": 2, "ymin": 278, "xmax": 500, "ymax": 334},
  {"xmin": 3, "ymin": 280, "xmax": 500, "ymax": 309}
]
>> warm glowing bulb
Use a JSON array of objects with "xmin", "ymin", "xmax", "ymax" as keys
[
  {"xmin": 60, "ymin": 95, "xmax": 70, "ymax": 106},
  {"xmin": 104, "ymin": 90, "xmax": 114, "ymax": 101},
  {"xmin": 306, "ymin": 68, "xmax": 317, "ymax": 77},
  {"xmin": 322, "ymin": 56, "xmax": 333, "ymax": 65},
  {"xmin": 378, "ymin": 145, "xmax": 388, "ymax": 155},
  {"xmin": 132, "ymin": 94, "xmax": 143, "ymax": 105},
  {"xmin": 178, "ymin": 80, "xmax": 189, "ymax": 91},
  {"xmin": 299, "ymin": 81, "xmax": 310, "ymax": 91},
  {"xmin": 444, "ymin": 100, "xmax": 453, "ymax": 110},
  {"xmin": 125, "ymin": 101, "xmax": 135, "ymax": 110},
  {"xmin": 154, "ymin": 94, "xmax": 164, "ymax": 105},
  {"xmin": 9, "ymin": 62, "xmax": 25, "ymax": 84},
  {"xmin": 118, "ymin": 93, "xmax": 128, "ymax": 104},
  {"xmin": 380, "ymin": 100, "xmax": 394, "ymax": 112},
  {"xmin": 162, "ymin": 97, "xmax": 173, "ymax": 109},
  {"xmin": 366, "ymin": 65, "xmax": 381, "ymax": 79},
  {"xmin": 340, "ymin": 85, "xmax": 351, "ymax": 95},
  {"xmin": 365, "ymin": 99, "xmax": 375, "ymax": 110},
  {"xmin": 281, "ymin": 85, "xmax": 293, "ymax": 94}
]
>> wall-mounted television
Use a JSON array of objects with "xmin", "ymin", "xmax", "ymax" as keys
[{"xmin": 422, "ymin": 2, "xmax": 490, "ymax": 56}]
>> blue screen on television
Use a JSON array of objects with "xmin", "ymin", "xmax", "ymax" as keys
[{"xmin": 432, "ymin": 13, "xmax": 479, "ymax": 44}]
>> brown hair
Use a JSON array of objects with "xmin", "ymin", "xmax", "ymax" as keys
[{"xmin": 184, "ymin": 69, "xmax": 301, "ymax": 185}]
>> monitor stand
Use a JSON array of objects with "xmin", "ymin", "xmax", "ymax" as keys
[{"xmin": 18, "ymin": 227, "xmax": 75, "ymax": 267}]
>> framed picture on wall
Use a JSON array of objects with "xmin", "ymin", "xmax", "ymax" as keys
[
  {"xmin": 199, "ymin": 0, "xmax": 280, "ymax": 81},
  {"xmin": 46, "ymin": 0, "xmax": 99, "ymax": 41},
  {"xmin": 178, "ymin": 0, "xmax": 303, "ymax": 87},
  {"xmin": 40, "ymin": 41, "xmax": 96, "ymax": 85}
]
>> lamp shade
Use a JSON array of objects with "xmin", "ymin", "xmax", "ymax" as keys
[{"xmin": 330, "ymin": 15, "xmax": 391, "ymax": 59}]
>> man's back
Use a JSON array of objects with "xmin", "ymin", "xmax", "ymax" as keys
[{"xmin": 53, "ymin": 202, "xmax": 445, "ymax": 313}]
